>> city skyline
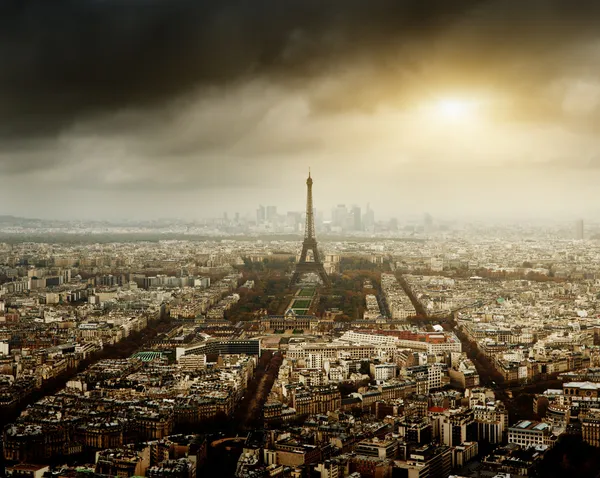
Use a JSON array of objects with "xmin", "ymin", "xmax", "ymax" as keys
[{"xmin": 0, "ymin": 206, "xmax": 594, "ymax": 229}]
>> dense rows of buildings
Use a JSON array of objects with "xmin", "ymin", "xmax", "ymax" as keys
[
  {"xmin": 4, "ymin": 354, "xmax": 255, "ymax": 463},
  {"xmin": 3, "ymin": 233, "xmax": 600, "ymax": 477}
]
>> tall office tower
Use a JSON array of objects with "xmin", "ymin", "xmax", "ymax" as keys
[
  {"xmin": 363, "ymin": 203, "xmax": 375, "ymax": 230},
  {"xmin": 424, "ymin": 212, "xmax": 434, "ymax": 233},
  {"xmin": 332, "ymin": 204, "xmax": 348, "ymax": 228},
  {"xmin": 575, "ymin": 219, "xmax": 584, "ymax": 240},
  {"xmin": 352, "ymin": 206, "xmax": 362, "ymax": 231},
  {"xmin": 316, "ymin": 210, "xmax": 324, "ymax": 230},
  {"xmin": 256, "ymin": 205, "xmax": 265, "ymax": 224},
  {"xmin": 286, "ymin": 211, "xmax": 302, "ymax": 231},
  {"xmin": 266, "ymin": 205, "xmax": 278, "ymax": 222},
  {"xmin": 291, "ymin": 171, "xmax": 331, "ymax": 287}
]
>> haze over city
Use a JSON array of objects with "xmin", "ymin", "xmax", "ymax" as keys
[{"xmin": 2, "ymin": 1, "xmax": 600, "ymax": 220}]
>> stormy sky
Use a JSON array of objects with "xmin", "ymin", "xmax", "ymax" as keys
[{"xmin": 2, "ymin": 0, "xmax": 600, "ymax": 221}]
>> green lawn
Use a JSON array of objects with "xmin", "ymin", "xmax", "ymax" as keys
[
  {"xmin": 292, "ymin": 299, "xmax": 311, "ymax": 309},
  {"xmin": 298, "ymin": 288, "xmax": 315, "ymax": 297},
  {"xmin": 292, "ymin": 309, "xmax": 309, "ymax": 315}
]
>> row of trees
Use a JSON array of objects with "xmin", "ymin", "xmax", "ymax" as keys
[
  {"xmin": 453, "ymin": 327, "xmax": 505, "ymax": 387},
  {"xmin": 228, "ymin": 266, "xmax": 391, "ymax": 321},
  {"xmin": 241, "ymin": 257, "xmax": 295, "ymax": 273},
  {"xmin": 234, "ymin": 351, "xmax": 283, "ymax": 430},
  {"xmin": 339, "ymin": 257, "xmax": 388, "ymax": 272},
  {"xmin": 317, "ymin": 271, "xmax": 383, "ymax": 320},
  {"xmin": 225, "ymin": 270, "xmax": 292, "ymax": 321}
]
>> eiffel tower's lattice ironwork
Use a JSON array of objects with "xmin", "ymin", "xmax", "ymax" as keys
[{"xmin": 291, "ymin": 171, "xmax": 331, "ymax": 287}]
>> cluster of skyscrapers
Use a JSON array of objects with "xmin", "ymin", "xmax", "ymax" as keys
[{"xmin": 255, "ymin": 203, "xmax": 375, "ymax": 233}]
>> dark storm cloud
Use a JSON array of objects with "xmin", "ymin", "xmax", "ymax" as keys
[
  {"xmin": 0, "ymin": 0, "xmax": 479, "ymax": 138},
  {"xmin": 3, "ymin": 0, "xmax": 600, "ymax": 183},
  {"xmin": 1, "ymin": 0, "xmax": 599, "ymax": 135}
]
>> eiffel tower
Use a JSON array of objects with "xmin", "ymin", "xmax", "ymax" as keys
[{"xmin": 291, "ymin": 170, "xmax": 331, "ymax": 287}]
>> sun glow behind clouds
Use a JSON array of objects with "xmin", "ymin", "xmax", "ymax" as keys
[
  {"xmin": 415, "ymin": 95, "xmax": 487, "ymax": 127},
  {"xmin": 436, "ymin": 98, "xmax": 478, "ymax": 120}
]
